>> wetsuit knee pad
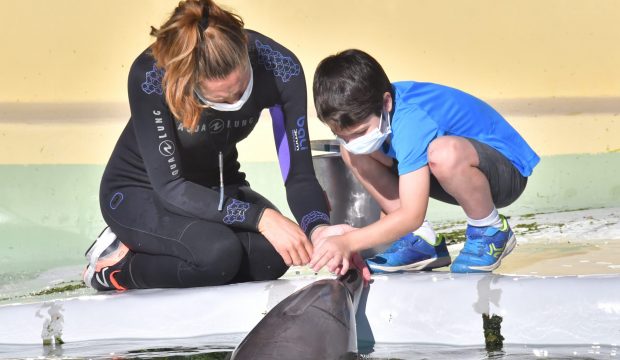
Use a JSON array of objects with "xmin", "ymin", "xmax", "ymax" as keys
[
  {"xmin": 179, "ymin": 221, "xmax": 243, "ymax": 275},
  {"xmin": 237, "ymin": 232, "xmax": 289, "ymax": 281}
]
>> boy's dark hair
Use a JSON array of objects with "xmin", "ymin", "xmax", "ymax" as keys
[{"xmin": 313, "ymin": 49, "xmax": 392, "ymax": 130}]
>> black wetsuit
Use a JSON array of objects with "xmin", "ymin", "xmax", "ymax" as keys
[{"xmin": 99, "ymin": 30, "xmax": 330, "ymax": 289}]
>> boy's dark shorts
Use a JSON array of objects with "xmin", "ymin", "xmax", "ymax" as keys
[{"xmin": 393, "ymin": 138, "xmax": 528, "ymax": 208}]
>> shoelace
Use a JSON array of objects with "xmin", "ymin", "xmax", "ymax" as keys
[
  {"xmin": 461, "ymin": 237, "xmax": 487, "ymax": 256},
  {"xmin": 382, "ymin": 235, "xmax": 421, "ymax": 254}
]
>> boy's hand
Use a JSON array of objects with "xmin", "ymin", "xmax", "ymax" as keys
[
  {"xmin": 310, "ymin": 234, "xmax": 372, "ymax": 286},
  {"xmin": 332, "ymin": 252, "xmax": 372, "ymax": 287},
  {"xmin": 309, "ymin": 234, "xmax": 352, "ymax": 274},
  {"xmin": 310, "ymin": 226, "xmax": 372, "ymax": 286}
]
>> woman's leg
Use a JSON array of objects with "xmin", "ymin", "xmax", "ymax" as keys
[
  {"xmin": 100, "ymin": 186, "xmax": 244, "ymax": 288},
  {"xmin": 231, "ymin": 231, "xmax": 288, "ymax": 282},
  {"xmin": 99, "ymin": 184, "xmax": 289, "ymax": 288},
  {"xmin": 231, "ymin": 186, "xmax": 289, "ymax": 282}
]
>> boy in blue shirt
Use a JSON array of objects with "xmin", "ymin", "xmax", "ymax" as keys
[{"xmin": 308, "ymin": 49, "xmax": 539, "ymax": 275}]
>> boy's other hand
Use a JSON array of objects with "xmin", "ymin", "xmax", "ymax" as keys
[{"xmin": 351, "ymin": 252, "xmax": 372, "ymax": 286}]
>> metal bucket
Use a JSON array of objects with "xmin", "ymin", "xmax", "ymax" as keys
[{"xmin": 311, "ymin": 140, "xmax": 381, "ymax": 228}]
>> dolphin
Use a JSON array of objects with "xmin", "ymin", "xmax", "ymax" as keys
[{"xmin": 231, "ymin": 269, "xmax": 364, "ymax": 360}]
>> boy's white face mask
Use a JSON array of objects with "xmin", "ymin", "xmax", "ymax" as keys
[
  {"xmin": 337, "ymin": 110, "xmax": 391, "ymax": 155},
  {"xmin": 195, "ymin": 66, "xmax": 254, "ymax": 112}
]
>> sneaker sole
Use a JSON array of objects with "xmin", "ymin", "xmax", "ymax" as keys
[
  {"xmin": 84, "ymin": 227, "xmax": 111, "ymax": 259},
  {"xmin": 83, "ymin": 229, "xmax": 115, "ymax": 288},
  {"xmin": 82, "ymin": 265, "xmax": 93, "ymax": 288},
  {"xmin": 369, "ymin": 255, "xmax": 452, "ymax": 273},
  {"xmin": 86, "ymin": 228, "xmax": 117, "ymax": 268},
  {"xmin": 466, "ymin": 233, "xmax": 517, "ymax": 272},
  {"xmin": 83, "ymin": 228, "xmax": 123, "ymax": 290}
]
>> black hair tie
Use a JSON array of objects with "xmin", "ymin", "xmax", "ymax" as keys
[{"xmin": 198, "ymin": 6, "xmax": 209, "ymax": 32}]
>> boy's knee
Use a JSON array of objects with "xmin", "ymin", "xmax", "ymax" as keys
[{"xmin": 428, "ymin": 137, "xmax": 461, "ymax": 177}]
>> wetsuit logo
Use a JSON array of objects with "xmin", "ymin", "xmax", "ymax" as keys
[
  {"xmin": 142, "ymin": 63, "xmax": 164, "ymax": 95},
  {"xmin": 109, "ymin": 192, "xmax": 124, "ymax": 210},
  {"xmin": 153, "ymin": 110, "xmax": 178, "ymax": 176},
  {"xmin": 291, "ymin": 116, "xmax": 308, "ymax": 151},
  {"xmin": 159, "ymin": 140, "xmax": 175, "ymax": 156},
  {"xmin": 223, "ymin": 199, "xmax": 250, "ymax": 224},
  {"xmin": 177, "ymin": 117, "xmax": 255, "ymax": 133},
  {"xmin": 209, "ymin": 119, "xmax": 225, "ymax": 134},
  {"xmin": 255, "ymin": 40, "xmax": 300, "ymax": 82}
]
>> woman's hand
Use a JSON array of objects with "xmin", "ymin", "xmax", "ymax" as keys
[{"xmin": 258, "ymin": 208, "xmax": 313, "ymax": 266}]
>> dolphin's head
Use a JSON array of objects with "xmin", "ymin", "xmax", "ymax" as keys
[
  {"xmin": 339, "ymin": 269, "xmax": 364, "ymax": 311},
  {"xmin": 231, "ymin": 269, "xmax": 365, "ymax": 360}
]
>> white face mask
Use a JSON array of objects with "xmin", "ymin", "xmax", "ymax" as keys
[
  {"xmin": 337, "ymin": 110, "xmax": 391, "ymax": 155},
  {"xmin": 194, "ymin": 66, "xmax": 253, "ymax": 112}
]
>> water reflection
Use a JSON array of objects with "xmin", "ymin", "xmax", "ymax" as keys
[{"xmin": 5, "ymin": 342, "xmax": 616, "ymax": 359}]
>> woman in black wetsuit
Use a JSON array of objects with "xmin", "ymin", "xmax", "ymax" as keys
[{"xmin": 83, "ymin": 0, "xmax": 345, "ymax": 291}]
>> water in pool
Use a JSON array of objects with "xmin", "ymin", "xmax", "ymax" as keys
[{"xmin": 3, "ymin": 341, "xmax": 618, "ymax": 359}]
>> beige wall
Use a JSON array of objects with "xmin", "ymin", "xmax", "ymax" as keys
[{"xmin": 1, "ymin": 0, "xmax": 619, "ymax": 163}]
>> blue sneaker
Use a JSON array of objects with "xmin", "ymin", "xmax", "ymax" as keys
[
  {"xmin": 450, "ymin": 215, "xmax": 516, "ymax": 273},
  {"xmin": 366, "ymin": 231, "xmax": 451, "ymax": 274}
]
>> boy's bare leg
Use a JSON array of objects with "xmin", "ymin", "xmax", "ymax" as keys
[
  {"xmin": 340, "ymin": 146, "xmax": 400, "ymax": 214},
  {"xmin": 429, "ymin": 136, "xmax": 517, "ymax": 273},
  {"xmin": 427, "ymin": 136, "xmax": 494, "ymax": 219},
  {"xmin": 340, "ymin": 146, "xmax": 449, "ymax": 273}
]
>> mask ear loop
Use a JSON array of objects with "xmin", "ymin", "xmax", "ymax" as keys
[{"xmin": 381, "ymin": 109, "xmax": 392, "ymax": 134}]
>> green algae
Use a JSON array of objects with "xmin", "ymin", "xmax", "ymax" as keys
[
  {"xmin": 0, "ymin": 282, "xmax": 86, "ymax": 303},
  {"xmin": 42, "ymin": 336, "xmax": 64, "ymax": 346},
  {"xmin": 30, "ymin": 282, "xmax": 86, "ymax": 297},
  {"xmin": 482, "ymin": 313, "xmax": 504, "ymax": 352},
  {"xmin": 513, "ymin": 222, "xmax": 541, "ymax": 233},
  {"xmin": 439, "ymin": 229, "xmax": 466, "ymax": 245}
]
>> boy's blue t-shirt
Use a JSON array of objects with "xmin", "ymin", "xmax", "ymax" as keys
[{"xmin": 385, "ymin": 81, "xmax": 540, "ymax": 177}]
